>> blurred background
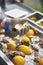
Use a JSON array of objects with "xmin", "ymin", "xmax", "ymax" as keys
[
  {"xmin": 24, "ymin": 0, "xmax": 43, "ymax": 13},
  {"xmin": 0, "ymin": 0, "xmax": 43, "ymax": 13}
]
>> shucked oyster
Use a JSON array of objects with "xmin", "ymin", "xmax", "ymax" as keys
[
  {"xmin": 31, "ymin": 44, "xmax": 39, "ymax": 51},
  {"xmin": 31, "ymin": 36, "xmax": 40, "ymax": 44},
  {"xmin": 8, "ymin": 51, "xmax": 25, "ymax": 57}
]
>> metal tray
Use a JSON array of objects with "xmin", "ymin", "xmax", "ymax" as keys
[
  {"xmin": 25, "ymin": 11, "xmax": 43, "ymax": 34},
  {"xmin": 0, "ymin": 50, "xmax": 14, "ymax": 65}
]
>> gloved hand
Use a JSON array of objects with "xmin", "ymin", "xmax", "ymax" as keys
[{"xmin": 5, "ymin": 18, "xmax": 27, "ymax": 37}]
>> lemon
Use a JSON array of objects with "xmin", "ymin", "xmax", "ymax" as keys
[
  {"xmin": 7, "ymin": 42, "xmax": 17, "ymax": 50},
  {"xmin": 12, "ymin": 56, "xmax": 26, "ymax": 65},
  {"xmin": 21, "ymin": 37, "xmax": 30, "ymax": 46},
  {"xmin": 26, "ymin": 29, "xmax": 34, "ymax": 37},
  {"xmin": 30, "ymin": 16, "xmax": 37, "ymax": 21},
  {"xmin": 38, "ymin": 58, "xmax": 43, "ymax": 65},
  {"xmin": 18, "ymin": 45, "xmax": 32, "ymax": 55}
]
